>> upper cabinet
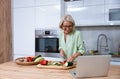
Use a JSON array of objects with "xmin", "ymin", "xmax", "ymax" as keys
[
  {"xmin": 13, "ymin": 0, "xmax": 61, "ymax": 30},
  {"xmin": 13, "ymin": 0, "xmax": 35, "ymax": 8},
  {"xmin": 65, "ymin": 0, "xmax": 105, "ymax": 26},
  {"xmin": 35, "ymin": 0, "xmax": 60, "ymax": 5},
  {"xmin": 64, "ymin": 0, "xmax": 120, "ymax": 26},
  {"xmin": 35, "ymin": 0, "xmax": 61, "ymax": 30},
  {"xmin": 84, "ymin": 0, "xmax": 104, "ymax": 6},
  {"xmin": 105, "ymin": 0, "xmax": 120, "ymax": 4}
]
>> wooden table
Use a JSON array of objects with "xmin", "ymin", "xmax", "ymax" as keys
[{"xmin": 0, "ymin": 61, "xmax": 120, "ymax": 79}]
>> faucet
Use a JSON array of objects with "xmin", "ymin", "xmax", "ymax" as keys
[{"xmin": 97, "ymin": 34, "xmax": 109, "ymax": 54}]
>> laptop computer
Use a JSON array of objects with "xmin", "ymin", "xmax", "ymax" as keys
[{"xmin": 70, "ymin": 55, "xmax": 111, "ymax": 78}]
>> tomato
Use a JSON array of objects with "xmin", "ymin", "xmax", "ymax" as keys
[
  {"xmin": 59, "ymin": 60, "xmax": 67, "ymax": 65},
  {"xmin": 40, "ymin": 60, "xmax": 48, "ymax": 65},
  {"xmin": 26, "ymin": 57, "xmax": 33, "ymax": 62},
  {"xmin": 63, "ymin": 60, "xmax": 67, "ymax": 64}
]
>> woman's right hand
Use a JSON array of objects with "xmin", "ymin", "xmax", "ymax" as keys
[{"xmin": 60, "ymin": 49, "xmax": 66, "ymax": 58}]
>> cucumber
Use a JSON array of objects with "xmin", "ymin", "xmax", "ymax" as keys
[
  {"xmin": 64, "ymin": 62, "xmax": 73, "ymax": 67},
  {"xmin": 32, "ymin": 55, "xmax": 41, "ymax": 61},
  {"xmin": 52, "ymin": 62, "xmax": 62, "ymax": 66},
  {"xmin": 34, "ymin": 57, "xmax": 44, "ymax": 62}
]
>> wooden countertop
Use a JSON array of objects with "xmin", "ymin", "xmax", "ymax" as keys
[{"xmin": 0, "ymin": 61, "xmax": 120, "ymax": 79}]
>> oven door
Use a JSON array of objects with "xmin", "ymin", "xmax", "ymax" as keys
[{"xmin": 35, "ymin": 37, "xmax": 60, "ymax": 57}]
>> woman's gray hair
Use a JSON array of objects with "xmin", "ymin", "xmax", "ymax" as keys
[{"xmin": 59, "ymin": 14, "xmax": 75, "ymax": 29}]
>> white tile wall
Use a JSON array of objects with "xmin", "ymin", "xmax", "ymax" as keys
[{"xmin": 77, "ymin": 26, "xmax": 120, "ymax": 55}]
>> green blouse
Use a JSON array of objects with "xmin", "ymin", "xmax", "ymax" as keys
[{"xmin": 59, "ymin": 30, "xmax": 85, "ymax": 59}]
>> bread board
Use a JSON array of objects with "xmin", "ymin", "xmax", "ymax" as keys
[
  {"xmin": 37, "ymin": 64, "xmax": 76, "ymax": 70},
  {"xmin": 15, "ymin": 57, "xmax": 39, "ymax": 65}
]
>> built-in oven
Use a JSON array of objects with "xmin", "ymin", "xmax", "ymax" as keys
[{"xmin": 35, "ymin": 30, "xmax": 60, "ymax": 57}]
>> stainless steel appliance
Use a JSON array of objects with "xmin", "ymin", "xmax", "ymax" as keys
[
  {"xmin": 97, "ymin": 34, "xmax": 109, "ymax": 55},
  {"xmin": 35, "ymin": 30, "xmax": 60, "ymax": 57}
]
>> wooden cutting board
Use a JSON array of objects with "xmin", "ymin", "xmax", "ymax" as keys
[{"xmin": 37, "ymin": 64, "xmax": 76, "ymax": 70}]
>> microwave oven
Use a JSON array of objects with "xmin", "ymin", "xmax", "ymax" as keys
[
  {"xmin": 109, "ymin": 8, "xmax": 120, "ymax": 21},
  {"xmin": 108, "ymin": 8, "xmax": 120, "ymax": 25}
]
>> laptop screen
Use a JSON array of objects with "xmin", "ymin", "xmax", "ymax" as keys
[{"xmin": 70, "ymin": 55, "xmax": 111, "ymax": 78}]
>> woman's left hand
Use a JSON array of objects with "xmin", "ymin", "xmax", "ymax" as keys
[
  {"xmin": 67, "ymin": 56, "xmax": 75, "ymax": 62},
  {"xmin": 67, "ymin": 53, "xmax": 81, "ymax": 62}
]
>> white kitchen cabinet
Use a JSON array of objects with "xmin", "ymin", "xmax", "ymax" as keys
[
  {"xmin": 105, "ymin": 0, "xmax": 120, "ymax": 4},
  {"xmin": 13, "ymin": 8, "xmax": 35, "ymax": 59},
  {"xmin": 65, "ymin": 1, "xmax": 83, "ymax": 13},
  {"xmin": 65, "ymin": 0, "xmax": 105, "ymax": 26},
  {"xmin": 35, "ymin": 0, "xmax": 60, "ymax": 6},
  {"xmin": 84, "ymin": 0, "xmax": 104, "ymax": 6},
  {"xmin": 65, "ymin": 0, "xmax": 83, "ymax": 7},
  {"xmin": 66, "ymin": 5, "xmax": 105, "ymax": 26},
  {"xmin": 12, "ymin": 0, "xmax": 62, "ymax": 59},
  {"xmin": 105, "ymin": 4, "xmax": 120, "ymax": 25},
  {"xmin": 12, "ymin": 0, "xmax": 35, "ymax": 8},
  {"xmin": 35, "ymin": 0, "xmax": 61, "ymax": 30},
  {"xmin": 65, "ymin": 0, "xmax": 120, "ymax": 26}
]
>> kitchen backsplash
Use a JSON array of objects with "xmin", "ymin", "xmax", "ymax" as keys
[{"xmin": 76, "ymin": 26, "xmax": 120, "ymax": 55}]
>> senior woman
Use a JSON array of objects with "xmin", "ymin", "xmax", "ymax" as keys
[{"xmin": 59, "ymin": 14, "xmax": 85, "ymax": 62}]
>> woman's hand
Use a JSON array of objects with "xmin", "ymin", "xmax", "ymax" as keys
[
  {"xmin": 67, "ymin": 52, "xmax": 81, "ymax": 62},
  {"xmin": 60, "ymin": 49, "xmax": 66, "ymax": 58},
  {"xmin": 67, "ymin": 56, "xmax": 75, "ymax": 62}
]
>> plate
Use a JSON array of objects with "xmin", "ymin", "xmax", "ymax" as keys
[{"xmin": 15, "ymin": 57, "xmax": 39, "ymax": 65}]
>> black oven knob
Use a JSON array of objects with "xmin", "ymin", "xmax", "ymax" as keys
[{"xmin": 45, "ymin": 31, "xmax": 50, "ymax": 35}]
